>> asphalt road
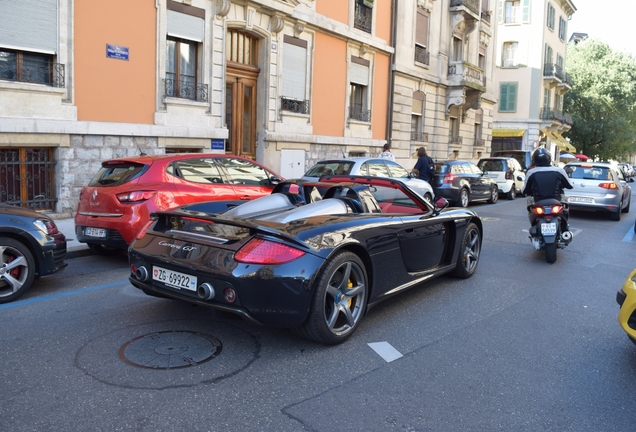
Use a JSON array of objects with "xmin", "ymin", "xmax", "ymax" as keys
[{"xmin": 2, "ymin": 195, "xmax": 635, "ymax": 431}]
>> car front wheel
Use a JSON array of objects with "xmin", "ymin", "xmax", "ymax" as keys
[
  {"xmin": 0, "ymin": 238, "xmax": 36, "ymax": 304},
  {"xmin": 452, "ymin": 223, "xmax": 481, "ymax": 278},
  {"xmin": 296, "ymin": 252, "xmax": 368, "ymax": 345}
]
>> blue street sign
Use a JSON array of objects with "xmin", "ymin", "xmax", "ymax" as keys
[
  {"xmin": 211, "ymin": 139, "xmax": 225, "ymax": 150},
  {"xmin": 106, "ymin": 44, "xmax": 129, "ymax": 61}
]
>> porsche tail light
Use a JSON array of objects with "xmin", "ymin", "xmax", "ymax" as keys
[
  {"xmin": 599, "ymin": 182, "xmax": 618, "ymax": 190},
  {"xmin": 43, "ymin": 219, "xmax": 59, "ymax": 235},
  {"xmin": 443, "ymin": 173, "xmax": 455, "ymax": 184},
  {"xmin": 135, "ymin": 220, "xmax": 155, "ymax": 240},
  {"xmin": 116, "ymin": 190, "xmax": 157, "ymax": 203},
  {"xmin": 235, "ymin": 238, "xmax": 305, "ymax": 264}
]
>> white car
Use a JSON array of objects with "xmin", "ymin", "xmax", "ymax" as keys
[
  {"xmin": 302, "ymin": 157, "xmax": 435, "ymax": 202},
  {"xmin": 477, "ymin": 156, "xmax": 525, "ymax": 200}
]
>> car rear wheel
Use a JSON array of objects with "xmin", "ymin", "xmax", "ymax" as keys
[
  {"xmin": 296, "ymin": 252, "xmax": 368, "ymax": 345},
  {"xmin": 452, "ymin": 222, "xmax": 481, "ymax": 278},
  {"xmin": 458, "ymin": 188, "xmax": 469, "ymax": 208},
  {"xmin": 87, "ymin": 243, "xmax": 123, "ymax": 256},
  {"xmin": 622, "ymin": 196, "xmax": 630, "ymax": 213},
  {"xmin": 487, "ymin": 186, "xmax": 499, "ymax": 204},
  {"xmin": 610, "ymin": 205, "xmax": 622, "ymax": 221},
  {"xmin": 506, "ymin": 186, "xmax": 516, "ymax": 200},
  {"xmin": 0, "ymin": 238, "xmax": 36, "ymax": 304}
]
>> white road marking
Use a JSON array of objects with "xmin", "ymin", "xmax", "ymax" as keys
[
  {"xmin": 368, "ymin": 342, "xmax": 403, "ymax": 363},
  {"xmin": 622, "ymin": 228, "xmax": 635, "ymax": 242}
]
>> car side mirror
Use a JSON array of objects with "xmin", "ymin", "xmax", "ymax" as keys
[
  {"xmin": 408, "ymin": 171, "xmax": 417, "ymax": 179},
  {"xmin": 434, "ymin": 197, "xmax": 449, "ymax": 210},
  {"xmin": 517, "ymin": 175, "xmax": 524, "ymax": 181},
  {"xmin": 270, "ymin": 176, "xmax": 282, "ymax": 185}
]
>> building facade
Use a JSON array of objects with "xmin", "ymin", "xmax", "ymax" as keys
[
  {"xmin": 389, "ymin": 0, "xmax": 498, "ymax": 167},
  {"xmin": 492, "ymin": 0, "xmax": 576, "ymax": 159},
  {"xmin": 0, "ymin": 0, "xmax": 392, "ymax": 215}
]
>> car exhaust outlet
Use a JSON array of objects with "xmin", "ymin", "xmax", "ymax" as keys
[
  {"xmin": 197, "ymin": 283, "xmax": 215, "ymax": 300},
  {"xmin": 135, "ymin": 266, "xmax": 149, "ymax": 281}
]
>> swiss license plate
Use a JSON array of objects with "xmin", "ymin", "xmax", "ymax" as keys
[
  {"xmin": 569, "ymin": 196, "xmax": 594, "ymax": 204},
  {"xmin": 152, "ymin": 266, "xmax": 197, "ymax": 291},
  {"xmin": 85, "ymin": 227, "xmax": 107, "ymax": 238},
  {"xmin": 541, "ymin": 222, "xmax": 557, "ymax": 235}
]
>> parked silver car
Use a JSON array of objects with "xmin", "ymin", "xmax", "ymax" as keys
[
  {"xmin": 302, "ymin": 157, "xmax": 435, "ymax": 202},
  {"xmin": 564, "ymin": 162, "xmax": 633, "ymax": 221}
]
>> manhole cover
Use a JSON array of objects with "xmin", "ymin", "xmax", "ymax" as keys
[{"xmin": 119, "ymin": 330, "xmax": 222, "ymax": 369}]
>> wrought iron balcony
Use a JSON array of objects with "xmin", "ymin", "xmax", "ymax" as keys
[
  {"xmin": 281, "ymin": 97, "xmax": 310, "ymax": 114},
  {"xmin": 543, "ymin": 63, "xmax": 564, "ymax": 81},
  {"xmin": 411, "ymin": 131, "xmax": 429, "ymax": 142},
  {"xmin": 349, "ymin": 106, "xmax": 371, "ymax": 122},
  {"xmin": 0, "ymin": 59, "xmax": 65, "ymax": 87},
  {"xmin": 563, "ymin": 112, "xmax": 573, "ymax": 125},
  {"xmin": 415, "ymin": 46, "xmax": 430, "ymax": 65},
  {"xmin": 481, "ymin": 10, "xmax": 491, "ymax": 24},
  {"xmin": 564, "ymin": 73, "xmax": 574, "ymax": 87},
  {"xmin": 354, "ymin": 2, "xmax": 372, "ymax": 33},
  {"xmin": 164, "ymin": 77, "xmax": 208, "ymax": 102},
  {"xmin": 450, "ymin": 0, "xmax": 480, "ymax": 17}
]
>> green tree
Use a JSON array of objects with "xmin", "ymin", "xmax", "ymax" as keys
[{"xmin": 564, "ymin": 39, "xmax": 636, "ymax": 161}]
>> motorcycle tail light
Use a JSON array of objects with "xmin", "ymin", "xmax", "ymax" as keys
[
  {"xmin": 116, "ymin": 190, "xmax": 157, "ymax": 203},
  {"xmin": 443, "ymin": 173, "xmax": 455, "ymax": 184},
  {"xmin": 599, "ymin": 182, "xmax": 618, "ymax": 189},
  {"xmin": 235, "ymin": 238, "xmax": 305, "ymax": 264},
  {"xmin": 532, "ymin": 206, "xmax": 545, "ymax": 215},
  {"xmin": 551, "ymin": 205, "xmax": 563, "ymax": 213}
]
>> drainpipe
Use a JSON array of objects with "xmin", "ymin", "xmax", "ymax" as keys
[{"xmin": 386, "ymin": 0, "xmax": 398, "ymax": 153}]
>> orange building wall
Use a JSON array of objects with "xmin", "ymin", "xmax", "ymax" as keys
[
  {"xmin": 316, "ymin": 0, "xmax": 349, "ymax": 24},
  {"xmin": 375, "ymin": 0, "xmax": 392, "ymax": 42},
  {"xmin": 74, "ymin": 0, "xmax": 156, "ymax": 123},
  {"xmin": 372, "ymin": 53, "xmax": 389, "ymax": 140},
  {"xmin": 312, "ymin": 32, "xmax": 347, "ymax": 137}
]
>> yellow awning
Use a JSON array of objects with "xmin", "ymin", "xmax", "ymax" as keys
[
  {"xmin": 554, "ymin": 133, "xmax": 576, "ymax": 153},
  {"xmin": 492, "ymin": 128, "xmax": 526, "ymax": 137}
]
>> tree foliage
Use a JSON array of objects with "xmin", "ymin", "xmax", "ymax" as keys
[{"xmin": 564, "ymin": 39, "xmax": 636, "ymax": 161}]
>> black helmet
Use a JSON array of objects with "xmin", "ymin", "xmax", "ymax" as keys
[{"xmin": 532, "ymin": 147, "xmax": 551, "ymax": 167}]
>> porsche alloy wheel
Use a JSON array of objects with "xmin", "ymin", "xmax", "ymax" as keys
[
  {"xmin": 452, "ymin": 223, "xmax": 481, "ymax": 278},
  {"xmin": 0, "ymin": 238, "xmax": 36, "ymax": 304},
  {"xmin": 298, "ymin": 252, "xmax": 368, "ymax": 345}
]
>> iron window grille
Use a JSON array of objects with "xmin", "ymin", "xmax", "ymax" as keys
[
  {"xmin": 0, "ymin": 50, "xmax": 64, "ymax": 87},
  {"xmin": 281, "ymin": 97, "xmax": 309, "ymax": 114}
]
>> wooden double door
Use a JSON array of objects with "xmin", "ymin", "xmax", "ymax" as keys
[{"xmin": 225, "ymin": 63, "xmax": 259, "ymax": 159}]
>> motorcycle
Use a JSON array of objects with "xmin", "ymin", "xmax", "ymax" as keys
[{"xmin": 527, "ymin": 198, "xmax": 573, "ymax": 263}]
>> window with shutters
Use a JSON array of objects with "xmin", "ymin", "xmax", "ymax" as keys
[
  {"xmin": 547, "ymin": 3, "xmax": 556, "ymax": 31},
  {"xmin": 543, "ymin": 87, "xmax": 551, "ymax": 109},
  {"xmin": 349, "ymin": 56, "xmax": 371, "ymax": 122},
  {"xmin": 165, "ymin": 1, "xmax": 206, "ymax": 102},
  {"xmin": 499, "ymin": 0, "xmax": 530, "ymax": 25},
  {"xmin": 499, "ymin": 82, "xmax": 518, "ymax": 112},
  {"xmin": 0, "ymin": 0, "xmax": 64, "ymax": 87},
  {"xmin": 502, "ymin": 42, "xmax": 518, "ymax": 68},
  {"xmin": 411, "ymin": 92, "xmax": 426, "ymax": 142},
  {"xmin": 415, "ymin": 9, "xmax": 430, "ymax": 65},
  {"xmin": 281, "ymin": 36, "xmax": 309, "ymax": 114},
  {"xmin": 558, "ymin": 16, "xmax": 567, "ymax": 41}
]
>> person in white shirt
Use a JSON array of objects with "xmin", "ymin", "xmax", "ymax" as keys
[{"xmin": 378, "ymin": 144, "xmax": 395, "ymax": 161}]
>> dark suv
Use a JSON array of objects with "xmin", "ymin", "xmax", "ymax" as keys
[
  {"xmin": 430, "ymin": 160, "xmax": 499, "ymax": 207},
  {"xmin": 492, "ymin": 150, "xmax": 533, "ymax": 172}
]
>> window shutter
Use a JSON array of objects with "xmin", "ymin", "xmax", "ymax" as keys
[
  {"xmin": 508, "ymin": 84, "xmax": 517, "ymax": 111},
  {"xmin": 416, "ymin": 10, "xmax": 429, "ymax": 47},
  {"xmin": 0, "ymin": 0, "xmax": 58, "ymax": 53},
  {"xmin": 412, "ymin": 92, "xmax": 425, "ymax": 115},
  {"xmin": 522, "ymin": 0, "xmax": 530, "ymax": 23},
  {"xmin": 168, "ymin": 10, "xmax": 205, "ymax": 42},
  {"xmin": 498, "ymin": 0, "xmax": 503, "ymax": 24},
  {"xmin": 350, "ymin": 59, "xmax": 369, "ymax": 86},
  {"xmin": 499, "ymin": 84, "xmax": 508, "ymax": 111},
  {"xmin": 282, "ymin": 40, "xmax": 307, "ymax": 100}
]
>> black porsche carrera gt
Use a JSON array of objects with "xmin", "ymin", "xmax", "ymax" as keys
[{"xmin": 128, "ymin": 176, "xmax": 483, "ymax": 344}]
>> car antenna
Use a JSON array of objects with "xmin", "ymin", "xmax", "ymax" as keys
[{"xmin": 133, "ymin": 135, "xmax": 147, "ymax": 156}]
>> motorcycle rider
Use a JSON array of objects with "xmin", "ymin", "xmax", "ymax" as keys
[{"xmin": 521, "ymin": 147, "xmax": 574, "ymax": 232}]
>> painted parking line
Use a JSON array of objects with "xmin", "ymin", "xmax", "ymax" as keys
[
  {"xmin": 622, "ymin": 228, "xmax": 635, "ymax": 242},
  {"xmin": 0, "ymin": 279, "xmax": 130, "ymax": 310},
  {"xmin": 368, "ymin": 341, "xmax": 403, "ymax": 363}
]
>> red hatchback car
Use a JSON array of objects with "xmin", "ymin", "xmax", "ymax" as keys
[{"xmin": 75, "ymin": 153, "xmax": 283, "ymax": 254}]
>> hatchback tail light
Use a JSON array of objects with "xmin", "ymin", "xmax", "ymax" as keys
[
  {"xmin": 235, "ymin": 238, "xmax": 305, "ymax": 264},
  {"xmin": 505, "ymin": 170, "xmax": 512, "ymax": 180},
  {"xmin": 443, "ymin": 173, "xmax": 455, "ymax": 184},
  {"xmin": 598, "ymin": 182, "xmax": 618, "ymax": 190},
  {"xmin": 116, "ymin": 190, "xmax": 157, "ymax": 203}
]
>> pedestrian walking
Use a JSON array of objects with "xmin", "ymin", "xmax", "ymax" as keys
[
  {"xmin": 378, "ymin": 144, "xmax": 395, "ymax": 161},
  {"xmin": 412, "ymin": 147, "xmax": 434, "ymax": 182}
]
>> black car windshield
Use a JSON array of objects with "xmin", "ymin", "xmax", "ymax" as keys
[
  {"xmin": 88, "ymin": 163, "xmax": 146, "ymax": 187},
  {"xmin": 305, "ymin": 161, "xmax": 354, "ymax": 177}
]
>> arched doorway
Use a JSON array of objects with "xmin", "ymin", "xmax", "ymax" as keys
[{"xmin": 225, "ymin": 30, "xmax": 260, "ymax": 159}]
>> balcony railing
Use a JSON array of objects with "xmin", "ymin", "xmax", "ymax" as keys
[
  {"xmin": 450, "ymin": 0, "xmax": 480, "ymax": 16},
  {"xmin": 543, "ymin": 63, "xmax": 564, "ymax": 81},
  {"xmin": 474, "ymin": 138, "xmax": 485, "ymax": 147},
  {"xmin": 164, "ymin": 77, "xmax": 208, "ymax": 102},
  {"xmin": 0, "ymin": 59, "xmax": 65, "ymax": 87},
  {"xmin": 281, "ymin": 97, "xmax": 310, "ymax": 114},
  {"xmin": 415, "ymin": 46, "xmax": 430, "ymax": 65},
  {"xmin": 564, "ymin": 73, "xmax": 574, "ymax": 87},
  {"xmin": 349, "ymin": 106, "xmax": 371, "ymax": 122},
  {"xmin": 481, "ymin": 11, "xmax": 491, "ymax": 24},
  {"xmin": 563, "ymin": 112, "xmax": 573, "ymax": 125},
  {"xmin": 448, "ymin": 61, "xmax": 485, "ymax": 90},
  {"xmin": 411, "ymin": 131, "xmax": 429, "ymax": 142},
  {"xmin": 354, "ymin": 2, "xmax": 372, "ymax": 33}
]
